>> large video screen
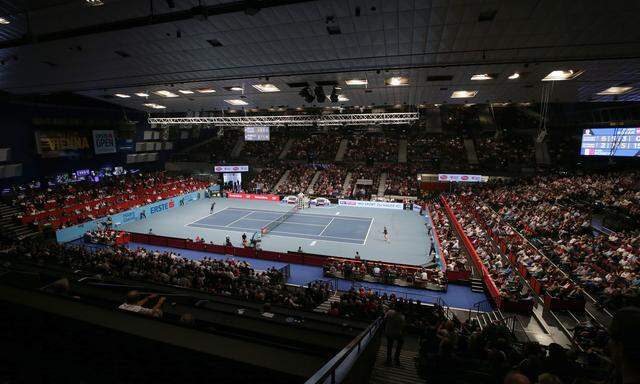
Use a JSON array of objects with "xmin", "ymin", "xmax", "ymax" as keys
[
  {"xmin": 244, "ymin": 126, "xmax": 270, "ymax": 141},
  {"xmin": 580, "ymin": 127, "xmax": 640, "ymax": 157}
]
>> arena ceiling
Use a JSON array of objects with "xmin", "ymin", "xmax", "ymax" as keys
[{"xmin": 1, "ymin": 0, "xmax": 640, "ymax": 112}]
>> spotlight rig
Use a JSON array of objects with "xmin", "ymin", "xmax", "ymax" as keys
[
  {"xmin": 314, "ymin": 86, "xmax": 326, "ymax": 103},
  {"xmin": 299, "ymin": 87, "xmax": 315, "ymax": 103}
]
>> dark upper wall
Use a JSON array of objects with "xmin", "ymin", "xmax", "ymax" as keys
[{"xmin": 0, "ymin": 93, "xmax": 164, "ymax": 184}]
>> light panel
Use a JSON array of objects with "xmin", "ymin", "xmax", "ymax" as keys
[
  {"xmin": 451, "ymin": 90, "xmax": 478, "ymax": 98},
  {"xmin": 542, "ymin": 69, "xmax": 583, "ymax": 81},
  {"xmin": 596, "ymin": 86, "xmax": 633, "ymax": 95},
  {"xmin": 154, "ymin": 90, "xmax": 179, "ymax": 98},
  {"xmin": 252, "ymin": 84, "xmax": 280, "ymax": 92},
  {"xmin": 225, "ymin": 99, "xmax": 249, "ymax": 106}
]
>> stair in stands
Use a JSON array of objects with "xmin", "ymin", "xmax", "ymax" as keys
[
  {"xmin": 279, "ymin": 138, "xmax": 295, "ymax": 160},
  {"xmin": 341, "ymin": 172, "xmax": 353, "ymax": 196},
  {"xmin": 306, "ymin": 170, "xmax": 321, "ymax": 194},
  {"xmin": 313, "ymin": 293, "xmax": 341, "ymax": 313},
  {"xmin": 0, "ymin": 202, "xmax": 39, "ymax": 240},
  {"xmin": 334, "ymin": 138, "xmax": 349, "ymax": 161},
  {"xmin": 377, "ymin": 172, "xmax": 387, "ymax": 196},
  {"xmin": 470, "ymin": 277, "xmax": 485, "ymax": 293},
  {"xmin": 369, "ymin": 343, "xmax": 420, "ymax": 384},
  {"xmin": 230, "ymin": 136, "xmax": 245, "ymax": 158},
  {"xmin": 271, "ymin": 170, "xmax": 290, "ymax": 193},
  {"xmin": 463, "ymin": 138, "xmax": 479, "ymax": 165},
  {"xmin": 398, "ymin": 139, "xmax": 407, "ymax": 163}
]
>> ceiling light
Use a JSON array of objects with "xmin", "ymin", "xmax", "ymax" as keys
[
  {"xmin": 385, "ymin": 77, "xmax": 409, "ymax": 86},
  {"xmin": 225, "ymin": 99, "xmax": 248, "ymax": 106},
  {"xmin": 252, "ymin": 84, "xmax": 280, "ymax": 93},
  {"xmin": 134, "ymin": 92, "xmax": 149, "ymax": 97},
  {"xmin": 143, "ymin": 103, "xmax": 166, "ymax": 109},
  {"xmin": 542, "ymin": 69, "xmax": 583, "ymax": 81},
  {"xmin": 86, "ymin": 0, "xmax": 104, "ymax": 6},
  {"xmin": 597, "ymin": 86, "xmax": 633, "ymax": 95},
  {"xmin": 178, "ymin": 90, "xmax": 194, "ymax": 94},
  {"xmin": 434, "ymin": 104, "xmax": 441, "ymax": 107},
  {"xmin": 338, "ymin": 95, "xmax": 349, "ymax": 102},
  {"xmin": 196, "ymin": 88, "xmax": 216, "ymax": 94},
  {"xmin": 451, "ymin": 90, "xmax": 477, "ymax": 98},
  {"xmin": 470, "ymin": 74, "xmax": 494, "ymax": 81},
  {"xmin": 0, "ymin": 17, "xmax": 10, "ymax": 25},
  {"xmin": 154, "ymin": 90, "xmax": 179, "ymax": 98},
  {"xmin": 345, "ymin": 79, "xmax": 368, "ymax": 86},
  {"xmin": 114, "ymin": 93, "xmax": 131, "ymax": 98},
  {"xmin": 229, "ymin": 86, "xmax": 244, "ymax": 91},
  {"xmin": 508, "ymin": 72, "xmax": 520, "ymax": 80}
]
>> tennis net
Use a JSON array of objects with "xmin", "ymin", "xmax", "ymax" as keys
[{"xmin": 261, "ymin": 205, "xmax": 299, "ymax": 234}]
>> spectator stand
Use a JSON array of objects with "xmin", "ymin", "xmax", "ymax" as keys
[
  {"xmin": 441, "ymin": 195, "xmax": 534, "ymax": 313},
  {"xmin": 426, "ymin": 201, "xmax": 472, "ymax": 282},
  {"xmin": 323, "ymin": 257, "xmax": 446, "ymax": 292},
  {"xmin": 460, "ymin": 195, "xmax": 586, "ymax": 313}
]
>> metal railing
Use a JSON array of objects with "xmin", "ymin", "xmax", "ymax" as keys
[{"xmin": 304, "ymin": 317, "xmax": 383, "ymax": 384}]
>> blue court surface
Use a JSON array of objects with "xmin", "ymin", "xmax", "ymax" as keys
[{"xmin": 187, "ymin": 207, "xmax": 373, "ymax": 245}]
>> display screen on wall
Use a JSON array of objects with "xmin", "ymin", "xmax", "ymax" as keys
[
  {"xmin": 580, "ymin": 127, "xmax": 640, "ymax": 157},
  {"xmin": 244, "ymin": 126, "xmax": 270, "ymax": 141}
]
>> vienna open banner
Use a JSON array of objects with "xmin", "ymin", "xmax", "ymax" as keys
[
  {"xmin": 93, "ymin": 130, "xmax": 117, "ymax": 154},
  {"xmin": 34, "ymin": 130, "xmax": 91, "ymax": 158}
]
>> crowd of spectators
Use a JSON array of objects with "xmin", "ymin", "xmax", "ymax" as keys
[
  {"xmin": 9, "ymin": 239, "xmax": 332, "ymax": 310},
  {"xmin": 384, "ymin": 164, "xmax": 418, "ymax": 196},
  {"xmin": 83, "ymin": 230, "xmax": 129, "ymax": 246},
  {"xmin": 407, "ymin": 135, "xmax": 466, "ymax": 170},
  {"xmin": 275, "ymin": 164, "xmax": 316, "ymax": 195},
  {"xmin": 347, "ymin": 165, "xmax": 380, "ymax": 199},
  {"xmin": 462, "ymin": 194, "xmax": 584, "ymax": 301},
  {"xmin": 447, "ymin": 195, "xmax": 533, "ymax": 303},
  {"xmin": 474, "ymin": 134, "xmax": 535, "ymax": 168},
  {"xmin": 474, "ymin": 173, "xmax": 639, "ymax": 309},
  {"xmin": 415, "ymin": 304, "xmax": 609, "ymax": 384},
  {"xmin": 323, "ymin": 258, "xmax": 446, "ymax": 290},
  {"xmin": 241, "ymin": 132, "xmax": 288, "ymax": 161},
  {"xmin": 288, "ymin": 135, "xmax": 342, "ymax": 161},
  {"xmin": 13, "ymin": 172, "xmax": 207, "ymax": 228},
  {"xmin": 249, "ymin": 165, "xmax": 284, "ymax": 194},
  {"xmin": 428, "ymin": 202, "xmax": 470, "ymax": 273},
  {"xmin": 345, "ymin": 133, "xmax": 397, "ymax": 162},
  {"xmin": 309, "ymin": 164, "xmax": 347, "ymax": 198}
]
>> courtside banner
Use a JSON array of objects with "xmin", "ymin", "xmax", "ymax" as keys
[
  {"xmin": 214, "ymin": 165, "xmax": 249, "ymax": 172},
  {"xmin": 228, "ymin": 192, "xmax": 280, "ymax": 201},
  {"xmin": 338, "ymin": 199, "xmax": 404, "ymax": 210},
  {"xmin": 437, "ymin": 173, "xmax": 485, "ymax": 183},
  {"xmin": 93, "ymin": 130, "xmax": 117, "ymax": 154},
  {"xmin": 55, "ymin": 191, "xmax": 201, "ymax": 243}
]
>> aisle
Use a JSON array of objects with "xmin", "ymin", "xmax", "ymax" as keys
[{"xmin": 368, "ymin": 338, "xmax": 421, "ymax": 384}]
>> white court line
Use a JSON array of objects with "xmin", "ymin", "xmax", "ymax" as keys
[
  {"xmin": 270, "ymin": 229, "xmax": 362, "ymax": 241},
  {"xmin": 183, "ymin": 207, "xmax": 230, "ymax": 227},
  {"xmin": 282, "ymin": 221, "xmax": 327, "ymax": 227},
  {"xmin": 318, "ymin": 217, "xmax": 335, "ymax": 236},
  {"xmin": 225, "ymin": 211, "xmax": 257, "ymax": 227},
  {"xmin": 363, "ymin": 217, "xmax": 374, "ymax": 245}
]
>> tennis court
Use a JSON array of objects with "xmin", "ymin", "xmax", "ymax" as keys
[{"xmin": 186, "ymin": 207, "xmax": 373, "ymax": 245}]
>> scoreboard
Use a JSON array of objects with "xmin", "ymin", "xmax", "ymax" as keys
[
  {"xmin": 244, "ymin": 126, "xmax": 270, "ymax": 141},
  {"xmin": 580, "ymin": 127, "xmax": 640, "ymax": 157}
]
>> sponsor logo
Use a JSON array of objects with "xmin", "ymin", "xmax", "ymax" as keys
[
  {"xmin": 150, "ymin": 202, "xmax": 169, "ymax": 214},
  {"xmin": 122, "ymin": 211, "xmax": 136, "ymax": 223},
  {"xmin": 169, "ymin": 200, "xmax": 175, "ymax": 208}
]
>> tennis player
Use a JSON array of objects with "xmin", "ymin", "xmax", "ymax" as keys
[
  {"xmin": 383, "ymin": 227, "xmax": 389, "ymax": 242},
  {"xmin": 210, "ymin": 201, "xmax": 216, "ymax": 214}
]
